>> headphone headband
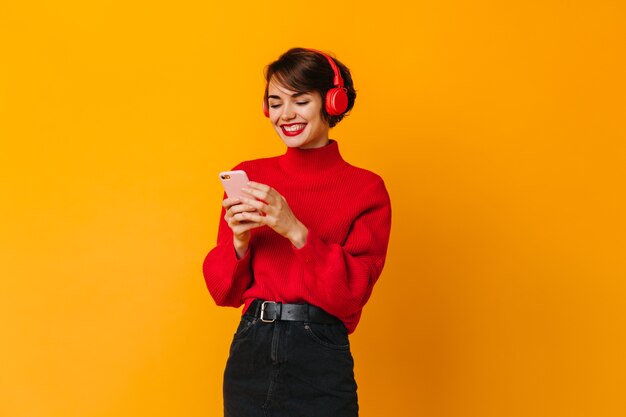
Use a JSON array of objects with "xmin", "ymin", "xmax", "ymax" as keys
[{"xmin": 305, "ymin": 48, "xmax": 345, "ymax": 89}]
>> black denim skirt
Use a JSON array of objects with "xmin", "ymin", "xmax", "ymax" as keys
[{"xmin": 223, "ymin": 315, "xmax": 358, "ymax": 417}]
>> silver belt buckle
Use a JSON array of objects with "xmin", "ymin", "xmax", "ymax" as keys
[{"xmin": 260, "ymin": 301, "xmax": 277, "ymax": 323}]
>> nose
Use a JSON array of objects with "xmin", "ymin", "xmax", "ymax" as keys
[{"xmin": 280, "ymin": 102, "xmax": 296, "ymax": 120}]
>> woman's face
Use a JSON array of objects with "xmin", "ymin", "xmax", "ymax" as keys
[{"xmin": 267, "ymin": 78, "xmax": 330, "ymax": 149}]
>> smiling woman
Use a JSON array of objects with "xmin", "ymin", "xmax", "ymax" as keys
[
  {"xmin": 262, "ymin": 49, "xmax": 355, "ymax": 150},
  {"xmin": 202, "ymin": 47, "xmax": 391, "ymax": 417}
]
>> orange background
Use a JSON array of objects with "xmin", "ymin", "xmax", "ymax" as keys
[{"xmin": 1, "ymin": 1, "xmax": 625, "ymax": 416}]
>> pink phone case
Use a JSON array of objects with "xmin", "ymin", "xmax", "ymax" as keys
[{"xmin": 219, "ymin": 170, "xmax": 250, "ymax": 200}]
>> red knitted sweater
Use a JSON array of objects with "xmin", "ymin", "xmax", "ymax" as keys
[{"xmin": 202, "ymin": 140, "xmax": 391, "ymax": 333}]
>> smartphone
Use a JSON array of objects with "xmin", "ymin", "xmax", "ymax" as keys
[{"xmin": 219, "ymin": 170, "xmax": 250, "ymax": 200}]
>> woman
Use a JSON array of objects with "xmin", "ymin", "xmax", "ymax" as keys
[{"xmin": 203, "ymin": 47, "xmax": 392, "ymax": 417}]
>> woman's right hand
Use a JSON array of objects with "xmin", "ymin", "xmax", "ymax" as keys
[{"xmin": 223, "ymin": 197, "xmax": 263, "ymax": 259}]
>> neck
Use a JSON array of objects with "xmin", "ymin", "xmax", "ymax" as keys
[{"xmin": 298, "ymin": 137, "xmax": 330, "ymax": 150}]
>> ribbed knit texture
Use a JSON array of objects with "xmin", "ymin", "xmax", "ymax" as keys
[{"xmin": 202, "ymin": 140, "xmax": 392, "ymax": 333}]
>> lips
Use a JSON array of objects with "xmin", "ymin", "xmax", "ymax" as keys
[{"xmin": 280, "ymin": 123, "xmax": 307, "ymax": 137}]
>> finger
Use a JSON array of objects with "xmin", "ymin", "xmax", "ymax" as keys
[
  {"xmin": 244, "ymin": 182, "xmax": 276, "ymax": 200},
  {"xmin": 246, "ymin": 181, "xmax": 271, "ymax": 192},
  {"xmin": 240, "ymin": 197, "xmax": 269, "ymax": 213},
  {"xmin": 230, "ymin": 202, "xmax": 259, "ymax": 214},
  {"xmin": 241, "ymin": 186, "xmax": 275, "ymax": 203},
  {"xmin": 230, "ymin": 215, "xmax": 265, "ymax": 230},
  {"xmin": 240, "ymin": 211, "xmax": 274, "ymax": 225},
  {"xmin": 227, "ymin": 215, "xmax": 253, "ymax": 228},
  {"xmin": 222, "ymin": 197, "xmax": 241, "ymax": 209}
]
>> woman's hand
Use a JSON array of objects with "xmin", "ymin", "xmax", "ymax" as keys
[
  {"xmin": 222, "ymin": 197, "xmax": 262, "ymax": 259},
  {"xmin": 239, "ymin": 181, "xmax": 308, "ymax": 249}
]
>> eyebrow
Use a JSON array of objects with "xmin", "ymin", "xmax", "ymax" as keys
[{"xmin": 268, "ymin": 92, "xmax": 308, "ymax": 100}]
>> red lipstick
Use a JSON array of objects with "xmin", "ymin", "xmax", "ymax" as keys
[{"xmin": 280, "ymin": 123, "xmax": 307, "ymax": 137}]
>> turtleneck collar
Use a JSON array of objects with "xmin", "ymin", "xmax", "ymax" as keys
[{"xmin": 278, "ymin": 140, "xmax": 345, "ymax": 175}]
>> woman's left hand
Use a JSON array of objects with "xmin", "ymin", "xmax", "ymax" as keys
[{"xmin": 239, "ymin": 181, "xmax": 308, "ymax": 248}]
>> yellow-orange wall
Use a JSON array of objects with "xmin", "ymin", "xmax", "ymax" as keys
[{"xmin": 1, "ymin": 1, "xmax": 625, "ymax": 416}]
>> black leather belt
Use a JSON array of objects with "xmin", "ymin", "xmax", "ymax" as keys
[{"xmin": 245, "ymin": 299, "xmax": 340, "ymax": 324}]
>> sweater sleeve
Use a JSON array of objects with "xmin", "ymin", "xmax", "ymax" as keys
[
  {"xmin": 202, "ymin": 204, "xmax": 253, "ymax": 307},
  {"xmin": 291, "ymin": 178, "xmax": 392, "ymax": 319}
]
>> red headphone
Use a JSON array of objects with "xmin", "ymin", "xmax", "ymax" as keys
[{"xmin": 263, "ymin": 48, "xmax": 349, "ymax": 118}]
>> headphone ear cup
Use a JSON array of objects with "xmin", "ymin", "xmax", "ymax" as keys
[
  {"xmin": 263, "ymin": 99, "xmax": 269, "ymax": 117},
  {"xmin": 325, "ymin": 88, "xmax": 349, "ymax": 116}
]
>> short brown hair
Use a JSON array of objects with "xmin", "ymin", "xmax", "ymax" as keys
[{"xmin": 264, "ymin": 48, "xmax": 357, "ymax": 128}]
